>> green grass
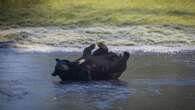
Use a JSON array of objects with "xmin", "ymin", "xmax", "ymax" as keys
[
  {"xmin": 0, "ymin": 35, "xmax": 16, "ymax": 41},
  {"xmin": 0, "ymin": 0, "xmax": 195, "ymax": 28}
]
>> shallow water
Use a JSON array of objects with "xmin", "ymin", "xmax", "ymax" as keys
[{"xmin": 0, "ymin": 50, "xmax": 195, "ymax": 110}]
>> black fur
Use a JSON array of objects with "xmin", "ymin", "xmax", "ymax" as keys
[{"xmin": 51, "ymin": 43, "xmax": 129, "ymax": 81}]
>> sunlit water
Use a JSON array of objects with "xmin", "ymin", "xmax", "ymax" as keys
[{"xmin": 0, "ymin": 49, "xmax": 195, "ymax": 110}]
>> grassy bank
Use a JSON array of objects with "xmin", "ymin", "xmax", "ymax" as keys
[
  {"xmin": 0, "ymin": 0, "xmax": 195, "ymax": 28},
  {"xmin": 0, "ymin": 26, "xmax": 195, "ymax": 48}
]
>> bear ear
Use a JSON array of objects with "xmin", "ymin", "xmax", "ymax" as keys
[
  {"xmin": 56, "ymin": 58, "xmax": 60, "ymax": 62},
  {"xmin": 123, "ymin": 51, "xmax": 130, "ymax": 58}
]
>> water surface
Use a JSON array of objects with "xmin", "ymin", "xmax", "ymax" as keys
[{"xmin": 0, "ymin": 49, "xmax": 195, "ymax": 110}]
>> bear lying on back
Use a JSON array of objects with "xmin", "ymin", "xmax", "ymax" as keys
[{"xmin": 51, "ymin": 43, "xmax": 129, "ymax": 81}]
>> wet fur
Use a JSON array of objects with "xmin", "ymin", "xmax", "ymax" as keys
[{"xmin": 52, "ymin": 44, "xmax": 129, "ymax": 81}]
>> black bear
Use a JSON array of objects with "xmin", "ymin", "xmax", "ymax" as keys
[{"xmin": 51, "ymin": 43, "xmax": 129, "ymax": 81}]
